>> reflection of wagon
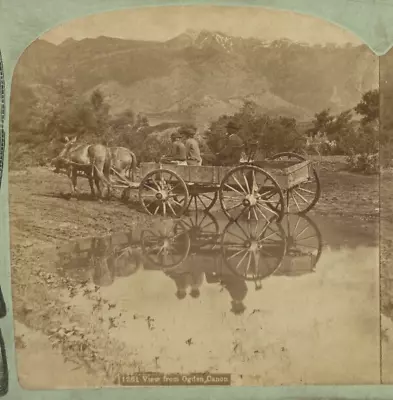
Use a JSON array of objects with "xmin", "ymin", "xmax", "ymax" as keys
[
  {"xmin": 120, "ymin": 152, "xmax": 320, "ymax": 221},
  {"xmin": 140, "ymin": 211, "xmax": 322, "ymax": 285}
]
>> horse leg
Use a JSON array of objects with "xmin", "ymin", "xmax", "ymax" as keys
[
  {"xmin": 88, "ymin": 177, "xmax": 96, "ymax": 199},
  {"xmin": 88, "ymin": 165, "xmax": 97, "ymax": 199},
  {"xmin": 70, "ymin": 168, "xmax": 78, "ymax": 197}
]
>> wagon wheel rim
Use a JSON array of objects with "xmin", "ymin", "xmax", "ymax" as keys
[
  {"xmin": 186, "ymin": 187, "xmax": 219, "ymax": 213},
  {"xmin": 175, "ymin": 210, "xmax": 220, "ymax": 250},
  {"xmin": 139, "ymin": 169, "xmax": 189, "ymax": 218},
  {"xmin": 219, "ymin": 165, "xmax": 285, "ymax": 223},
  {"xmin": 269, "ymin": 152, "xmax": 321, "ymax": 214},
  {"xmin": 282, "ymin": 213, "xmax": 323, "ymax": 270},
  {"xmin": 140, "ymin": 224, "xmax": 191, "ymax": 270},
  {"xmin": 221, "ymin": 218, "xmax": 286, "ymax": 281}
]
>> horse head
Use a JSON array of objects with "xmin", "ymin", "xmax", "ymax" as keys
[{"xmin": 50, "ymin": 136, "xmax": 78, "ymax": 171}]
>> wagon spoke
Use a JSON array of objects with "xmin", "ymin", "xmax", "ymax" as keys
[
  {"xmin": 291, "ymin": 191, "xmax": 301, "ymax": 212},
  {"xmin": 235, "ymin": 250, "xmax": 249, "ymax": 271},
  {"xmin": 225, "ymin": 201, "xmax": 244, "ymax": 212},
  {"xmin": 260, "ymin": 248, "xmax": 275, "ymax": 258},
  {"xmin": 197, "ymin": 195, "xmax": 208, "ymax": 209},
  {"xmin": 297, "ymin": 187, "xmax": 315, "ymax": 195},
  {"xmin": 255, "ymin": 204, "xmax": 271, "ymax": 223},
  {"xmin": 151, "ymin": 177, "xmax": 161, "ymax": 191},
  {"xmin": 167, "ymin": 201, "xmax": 177, "ymax": 216},
  {"xmin": 294, "ymin": 225, "xmax": 309, "ymax": 239},
  {"xmin": 243, "ymin": 173, "xmax": 251, "ymax": 194},
  {"xmin": 233, "ymin": 175, "xmax": 247, "ymax": 195},
  {"xmin": 257, "ymin": 201, "xmax": 279, "ymax": 218},
  {"xmin": 153, "ymin": 204, "xmax": 161, "ymax": 215},
  {"xmin": 143, "ymin": 184, "xmax": 159, "ymax": 193},
  {"xmin": 225, "ymin": 230, "xmax": 248, "ymax": 242},
  {"xmin": 252, "ymin": 206, "xmax": 259, "ymax": 221},
  {"xmin": 244, "ymin": 252, "xmax": 252, "ymax": 275},
  {"xmin": 224, "ymin": 183, "xmax": 245, "ymax": 196},
  {"xmin": 228, "ymin": 248, "xmax": 248, "ymax": 261},
  {"xmin": 293, "ymin": 189, "xmax": 310, "ymax": 204}
]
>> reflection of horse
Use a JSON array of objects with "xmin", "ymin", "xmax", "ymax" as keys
[{"xmin": 56, "ymin": 231, "xmax": 142, "ymax": 287}]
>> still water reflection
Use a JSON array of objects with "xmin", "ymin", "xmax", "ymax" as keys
[
  {"xmin": 53, "ymin": 211, "xmax": 379, "ymax": 385},
  {"xmin": 56, "ymin": 213, "xmax": 323, "ymax": 314}
]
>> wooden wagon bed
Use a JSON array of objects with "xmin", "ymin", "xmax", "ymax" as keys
[
  {"xmin": 139, "ymin": 159, "xmax": 313, "ymax": 190},
  {"xmin": 109, "ymin": 152, "xmax": 321, "ymax": 222}
]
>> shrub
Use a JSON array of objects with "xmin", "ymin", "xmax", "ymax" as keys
[{"xmin": 346, "ymin": 152, "xmax": 379, "ymax": 174}]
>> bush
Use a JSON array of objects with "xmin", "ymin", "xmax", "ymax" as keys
[{"xmin": 346, "ymin": 152, "xmax": 379, "ymax": 174}]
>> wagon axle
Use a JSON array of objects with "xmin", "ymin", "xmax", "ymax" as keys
[{"xmin": 242, "ymin": 194, "xmax": 258, "ymax": 207}]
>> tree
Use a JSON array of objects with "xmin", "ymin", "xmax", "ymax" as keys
[{"xmin": 354, "ymin": 89, "xmax": 379, "ymax": 124}]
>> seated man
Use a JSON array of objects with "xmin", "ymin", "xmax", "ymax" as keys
[
  {"xmin": 180, "ymin": 125, "xmax": 202, "ymax": 166},
  {"xmin": 203, "ymin": 121, "xmax": 244, "ymax": 166},
  {"xmin": 161, "ymin": 131, "xmax": 187, "ymax": 165}
]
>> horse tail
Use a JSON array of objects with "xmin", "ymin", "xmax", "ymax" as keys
[
  {"xmin": 92, "ymin": 147, "xmax": 112, "ymax": 189},
  {"xmin": 129, "ymin": 150, "xmax": 137, "ymax": 181},
  {"xmin": 104, "ymin": 147, "xmax": 112, "ymax": 181}
]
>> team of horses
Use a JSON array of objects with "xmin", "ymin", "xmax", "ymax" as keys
[{"xmin": 50, "ymin": 136, "xmax": 138, "ymax": 200}]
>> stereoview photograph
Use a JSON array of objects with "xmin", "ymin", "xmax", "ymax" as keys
[{"xmin": 8, "ymin": 6, "xmax": 380, "ymax": 388}]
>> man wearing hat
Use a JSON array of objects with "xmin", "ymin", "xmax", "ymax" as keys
[
  {"xmin": 163, "ymin": 131, "xmax": 187, "ymax": 165},
  {"xmin": 202, "ymin": 121, "xmax": 244, "ymax": 166},
  {"xmin": 216, "ymin": 121, "xmax": 244, "ymax": 166},
  {"xmin": 180, "ymin": 125, "xmax": 202, "ymax": 166}
]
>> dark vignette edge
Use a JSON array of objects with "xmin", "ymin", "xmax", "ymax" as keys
[
  {"xmin": 0, "ymin": 328, "xmax": 8, "ymax": 396},
  {"xmin": 0, "ymin": 50, "xmax": 9, "ymax": 396}
]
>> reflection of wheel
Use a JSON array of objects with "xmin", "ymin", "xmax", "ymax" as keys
[
  {"xmin": 219, "ymin": 165, "xmax": 285, "ymax": 223},
  {"xmin": 186, "ymin": 187, "xmax": 218, "ymax": 213},
  {"xmin": 221, "ymin": 218, "xmax": 286, "ymax": 281},
  {"xmin": 175, "ymin": 211, "xmax": 220, "ymax": 251},
  {"xmin": 282, "ymin": 213, "xmax": 323, "ymax": 270},
  {"xmin": 139, "ymin": 169, "xmax": 189, "ymax": 218},
  {"xmin": 140, "ymin": 224, "xmax": 191, "ymax": 271},
  {"xmin": 269, "ymin": 152, "xmax": 321, "ymax": 214}
]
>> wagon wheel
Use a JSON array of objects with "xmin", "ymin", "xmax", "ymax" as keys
[
  {"xmin": 270, "ymin": 152, "xmax": 321, "ymax": 214},
  {"xmin": 175, "ymin": 210, "xmax": 220, "ymax": 250},
  {"xmin": 139, "ymin": 169, "xmax": 189, "ymax": 218},
  {"xmin": 186, "ymin": 186, "xmax": 219, "ymax": 213},
  {"xmin": 221, "ymin": 218, "xmax": 286, "ymax": 281},
  {"xmin": 282, "ymin": 213, "xmax": 323, "ymax": 271},
  {"xmin": 140, "ymin": 223, "xmax": 191, "ymax": 271},
  {"xmin": 219, "ymin": 165, "xmax": 285, "ymax": 223}
]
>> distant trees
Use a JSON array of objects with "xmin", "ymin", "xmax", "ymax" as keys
[
  {"xmin": 204, "ymin": 100, "xmax": 305, "ymax": 159},
  {"xmin": 9, "ymin": 77, "xmax": 380, "ymax": 175}
]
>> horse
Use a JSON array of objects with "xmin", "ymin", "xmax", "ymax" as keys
[
  {"xmin": 51, "ymin": 137, "xmax": 112, "ymax": 199},
  {"xmin": 109, "ymin": 147, "xmax": 138, "ymax": 181}
]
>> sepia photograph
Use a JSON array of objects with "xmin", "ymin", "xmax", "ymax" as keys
[{"xmin": 8, "ymin": 5, "xmax": 380, "ymax": 388}]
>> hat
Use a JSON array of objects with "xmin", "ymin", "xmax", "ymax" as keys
[
  {"xmin": 171, "ymin": 131, "xmax": 182, "ymax": 140},
  {"xmin": 226, "ymin": 121, "xmax": 240, "ymax": 131},
  {"xmin": 179, "ymin": 125, "xmax": 197, "ymax": 136}
]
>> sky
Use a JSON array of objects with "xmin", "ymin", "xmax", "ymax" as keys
[{"xmin": 41, "ymin": 6, "xmax": 363, "ymax": 46}]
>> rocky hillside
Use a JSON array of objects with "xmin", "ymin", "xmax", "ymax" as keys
[{"xmin": 11, "ymin": 30, "xmax": 378, "ymax": 127}]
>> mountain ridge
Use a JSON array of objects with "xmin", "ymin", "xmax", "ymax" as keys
[{"xmin": 11, "ymin": 30, "xmax": 378, "ymax": 128}]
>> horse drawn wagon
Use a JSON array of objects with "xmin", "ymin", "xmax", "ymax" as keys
[{"xmin": 115, "ymin": 152, "xmax": 321, "ymax": 222}]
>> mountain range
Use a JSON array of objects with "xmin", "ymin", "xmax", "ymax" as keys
[{"xmin": 11, "ymin": 29, "xmax": 379, "ymax": 128}]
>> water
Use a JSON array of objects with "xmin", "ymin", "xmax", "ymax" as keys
[{"xmin": 53, "ymin": 211, "xmax": 380, "ymax": 385}]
